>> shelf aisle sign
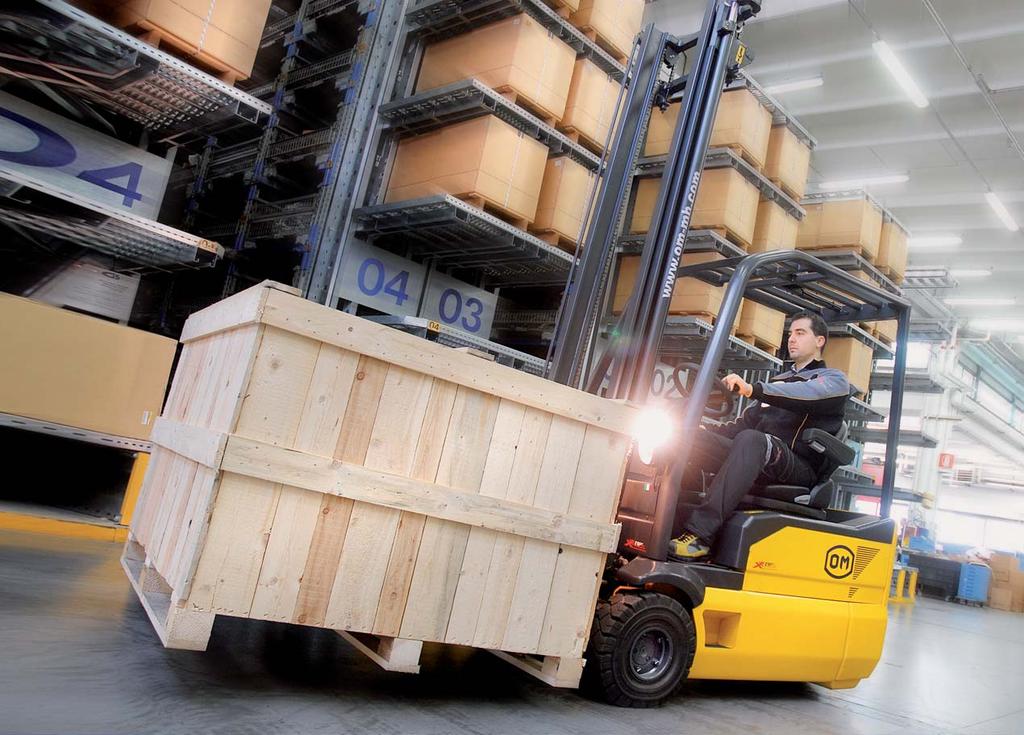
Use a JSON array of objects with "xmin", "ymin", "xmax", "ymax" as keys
[
  {"xmin": 335, "ymin": 240, "xmax": 496, "ymax": 335},
  {"xmin": 0, "ymin": 91, "xmax": 172, "ymax": 220}
]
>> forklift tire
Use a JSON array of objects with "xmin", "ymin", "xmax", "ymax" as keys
[{"xmin": 584, "ymin": 592, "xmax": 696, "ymax": 708}]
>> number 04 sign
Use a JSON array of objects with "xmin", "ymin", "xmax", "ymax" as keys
[{"xmin": 0, "ymin": 91, "xmax": 172, "ymax": 220}]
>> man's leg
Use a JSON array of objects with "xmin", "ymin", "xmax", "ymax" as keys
[
  {"xmin": 676, "ymin": 429, "xmax": 734, "ymax": 493},
  {"xmin": 671, "ymin": 429, "xmax": 776, "ymax": 558}
]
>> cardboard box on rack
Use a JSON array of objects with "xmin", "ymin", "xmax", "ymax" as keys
[
  {"xmin": 750, "ymin": 199, "xmax": 798, "ymax": 253},
  {"xmin": 416, "ymin": 13, "xmax": 576, "ymax": 122},
  {"xmin": 532, "ymin": 156, "xmax": 597, "ymax": 246},
  {"xmin": 738, "ymin": 300, "xmax": 786, "ymax": 350},
  {"xmin": 569, "ymin": 0, "xmax": 645, "ymax": 60},
  {"xmin": 877, "ymin": 219, "xmax": 909, "ymax": 282},
  {"xmin": 614, "ymin": 253, "xmax": 729, "ymax": 318},
  {"xmin": 95, "ymin": 0, "xmax": 272, "ymax": 79},
  {"xmin": 630, "ymin": 168, "xmax": 759, "ymax": 247},
  {"xmin": 797, "ymin": 197, "xmax": 884, "ymax": 261},
  {"xmin": 645, "ymin": 89, "xmax": 771, "ymax": 166},
  {"xmin": 560, "ymin": 58, "xmax": 620, "ymax": 150},
  {"xmin": 385, "ymin": 115, "xmax": 549, "ymax": 224},
  {"xmin": 823, "ymin": 337, "xmax": 873, "ymax": 397},
  {"xmin": 763, "ymin": 125, "xmax": 811, "ymax": 200}
]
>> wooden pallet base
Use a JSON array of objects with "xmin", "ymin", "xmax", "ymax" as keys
[
  {"xmin": 337, "ymin": 631, "xmax": 423, "ymax": 674},
  {"xmin": 529, "ymin": 228, "xmax": 579, "ymax": 254},
  {"xmin": 121, "ymin": 536, "xmax": 214, "ymax": 651},
  {"xmin": 131, "ymin": 21, "xmax": 247, "ymax": 84},
  {"xmin": 578, "ymin": 27, "xmax": 630, "ymax": 65},
  {"xmin": 460, "ymin": 193, "xmax": 531, "ymax": 231},
  {"xmin": 876, "ymin": 265, "xmax": 904, "ymax": 284},
  {"xmin": 769, "ymin": 177, "xmax": 805, "ymax": 203},
  {"xmin": 559, "ymin": 126, "xmax": 604, "ymax": 155},
  {"xmin": 797, "ymin": 244, "xmax": 875, "ymax": 264},
  {"xmin": 539, "ymin": 0, "xmax": 574, "ymax": 18},
  {"xmin": 721, "ymin": 142, "xmax": 764, "ymax": 173},
  {"xmin": 737, "ymin": 334, "xmax": 781, "ymax": 354},
  {"xmin": 495, "ymin": 87, "xmax": 560, "ymax": 127},
  {"xmin": 489, "ymin": 650, "xmax": 585, "ymax": 688},
  {"xmin": 706, "ymin": 226, "xmax": 752, "ymax": 253}
]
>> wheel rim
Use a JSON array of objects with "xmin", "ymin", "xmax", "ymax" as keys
[{"xmin": 629, "ymin": 626, "xmax": 674, "ymax": 682}]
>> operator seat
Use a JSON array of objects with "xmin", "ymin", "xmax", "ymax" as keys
[{"xmin": 741, "ymin": 422, "xmax": 855, "ymax": 521}]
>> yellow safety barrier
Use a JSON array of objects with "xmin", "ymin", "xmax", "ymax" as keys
[{"xmin": 890, "ymin": 564, "xmax": 918, "ymax": 604}]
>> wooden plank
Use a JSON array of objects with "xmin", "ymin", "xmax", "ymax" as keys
[
  {"xmin": 162, "ymin": 340, "xmax": 205, "ymax": 422},
  {"xmin": 149, "ymin": 418, "xmax": 227, "ymax": 469},
  {"xmin": 206, "ymin": 325, "xmax": 263, "ymax": 433},
  {"xmin": 293, "ymin": 356, "xmax": 388, "ymax": 627},
  {"xmin": 165, "ymin": 465, "xmax": 218, "ymax": 598},
  {"xmin": 153, "ymin": 459, "xmax": 198, "ymax": 575},
  {"xmin": 336, "ymin": 632, "xmax": 422, "ymax": 674},
  {"xmin": 538, "ymin": 428, "xmax": 630, "ymax": 657},
  {"xmin": 219, "ymin": 435, "xmax": 621, "ymax": 553},
  {"xmin": 472, "ymin": 408, "xmax": 552, "ymax": 649},
  {"xmin": 179, "ymin": 281, "xmax": 293, "ymax": 343},
  {"xmin": 260, "ymin": 288, "xmax": 640, "ymax": 435},
  {"xmin": 373, "ymin": 379, "xmax": 459, "ymax": 636},
  {"xmin": 399, "ymin": 387, "xmax": 500, "ymax": 642},
  {"xmin": 324, "ymin": 366, "xmax": 434, "ymax": 632},
  {"xmin": 251, "ymin": 344, "xmax": 361, "ymax": 624},
  {"xmin": 489, "ymin": 650, "xmax": 584, "ymax": 688},
  {"xmin": 501, "ymin": 415, "xmax": 587, "ymax": 653},
  {"xmin": 186, "ymin": 474, "xmax": 280, "ymax": 615}
]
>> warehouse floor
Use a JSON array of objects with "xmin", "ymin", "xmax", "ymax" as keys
[{"xmin": 2, "ymin": 531, "xmax": 1021, "ymax": 735}]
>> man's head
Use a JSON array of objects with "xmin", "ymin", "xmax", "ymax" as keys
[{"xmin": 788, "ymin": 311, "xmax": 828, "ymax": 365}]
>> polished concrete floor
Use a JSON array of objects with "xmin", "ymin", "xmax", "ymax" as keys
[{"xmin": 2, "ymin": 530, "xmax": 1022, "ymax": 735}]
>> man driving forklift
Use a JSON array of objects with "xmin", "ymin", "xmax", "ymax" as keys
[{"xmin": 669, "ymin": 311, "xmax": 852, "ymax": 560}]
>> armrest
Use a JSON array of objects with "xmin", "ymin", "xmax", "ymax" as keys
[{"xmin": 801, "ymin": 428, "xmax": 855, "ymax": 466}]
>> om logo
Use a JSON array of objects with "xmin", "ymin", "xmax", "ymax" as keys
[{"xmin": 824, "ymin": 545, "xmax": 855, "ymax": 579}]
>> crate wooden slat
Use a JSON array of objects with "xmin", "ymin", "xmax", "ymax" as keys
[{"xmin": 124, "ymin": 281, "xmax": 635, "ymax": 682}]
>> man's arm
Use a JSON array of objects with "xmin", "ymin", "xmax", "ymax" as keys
[
  {"xmin": 749, "ymin": 368, "xmax": 851, "ymax": 415},
  {"xmin": 708, "ymin": 403, "xmax": 761, "ymax": 438}
]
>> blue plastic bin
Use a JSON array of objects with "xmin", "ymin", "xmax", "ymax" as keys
[{"xmin": 957, "ymin": 562, "xmax": 991, "ymax": 603}]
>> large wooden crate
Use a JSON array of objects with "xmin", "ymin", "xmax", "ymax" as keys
[{"xmin": 124, "ymin": 282, "xmax": 634, "ymax": 683}]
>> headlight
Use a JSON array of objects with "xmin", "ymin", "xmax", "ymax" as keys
[{"xmin": 633, "ymin": 407, "xmax": 674, "ymax": 465}]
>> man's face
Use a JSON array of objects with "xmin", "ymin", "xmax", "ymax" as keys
[{"xmin": 788, "ymin": 317, "xmax": 825, "ymax": 362}]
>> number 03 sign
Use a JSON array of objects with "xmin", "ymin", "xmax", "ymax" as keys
[
  {"xmin": 335, "ymin": 240, "xmax": 497, "ymax": 336},
  {"xmin": 0, "ymin": 91, "xmax": 172, "ymax": 220}
]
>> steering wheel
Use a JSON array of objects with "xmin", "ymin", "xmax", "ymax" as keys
[{"xmin": 670, "ymin": 362, "xmax": 737, "ymax": 419}]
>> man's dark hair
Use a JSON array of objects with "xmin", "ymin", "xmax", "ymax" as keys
[{"xmin": 789, "ymin": 310, "xmax": 829, "ymax": 348}]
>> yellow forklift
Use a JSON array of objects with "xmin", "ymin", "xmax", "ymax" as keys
[{"xmin": 545, "ymin": 0, "xmax": 913, "ymax": 707}]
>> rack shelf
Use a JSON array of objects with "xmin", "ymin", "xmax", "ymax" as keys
[
  {"xmin": 352, "ymin": 194, "xmax": 573, "ymax": 286},
  {"xmin": 1, "ymin": 0, "xmax": 272, "ymax": 138},
  {"xmin": 405, "ymin": 0, "xmax": 627, "ymax": 80},
  {"xmin": 871, "ymin": 368, "xmax": 944, "ymax": 395},
  {"xmin": 0, "ymin": 412, "xmax": 152, "ymax": 453},
  {"xmin": 378, "ymin": 79, "xmax": 601, "ymax": 171},
  {"xmin": 636, "ymin": 147, "xmax": 805, "ymax": 221},
  {"xmin": 365, "ymin": 315, "xmax": 547, "ymax": 375},
  {"xmin": 646, "ymin": 315, "xmax": 784, "ymax": 371},
  {"xmin": 849, "ymin": 426, "xmax": 939, "ymax": 449},
  {"xmin": 618, "ymin": 229, "xmax": 747, "ymax": 257},
  {"xmin": 0, "ymin": 167, "xmax": 222, "ymax": 267},
  {"xmin": 902, "ymin": 267, "xmax": 958, "ymax": 290},
  {"xmin": 847, "ymin": 397, "xmax": 885, "ymax": 423},
  {"xmin": 806, "ymin": 248, "xmax": 901, "ymax": 296}
]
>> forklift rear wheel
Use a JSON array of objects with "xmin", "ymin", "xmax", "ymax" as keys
[{"xmin": 585, "ymin": 592, "xmax": 695, "ymax": 707}]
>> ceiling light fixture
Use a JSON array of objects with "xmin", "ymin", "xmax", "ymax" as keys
[
  {"xmin": 763, "ymin": 76, "xmax": 824, "ymax": 95},
  {"xmin": 817, "ymin": 173, "xmax": 909, "ymax": 191},
  {"xmin": 909, "ymin": 235, "xmax": 963, "ymax": 247},
  {"xmin": 973, "ymin": 319, "xmax": 1024, "ymax": 332},
  {"xmin": 949, "ymin": 269, "xmax": 992, "ymax": 278},
  {"xmin": 872, "ymin": 40, "xmax": 929, "ymax": 108},
  {"xmin": 984, "ymin": 192, "xmax": 1020, "ymax": 232},
  {"xmin": 945, "ymin": 298, "xmax": 1016, "ymax": 306}
]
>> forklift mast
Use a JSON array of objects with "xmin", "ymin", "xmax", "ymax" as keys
[{"xmin": 547, "ymin": 0, "xmax": 761, "ymax": 398}]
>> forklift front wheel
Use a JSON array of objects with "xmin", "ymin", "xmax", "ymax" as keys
[{"xmin": 585, "ymin": 592, "xmax": 696, "ymax": 707}]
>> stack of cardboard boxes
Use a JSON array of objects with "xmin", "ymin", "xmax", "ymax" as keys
[
  {"xmin": 384, "ymin": 3, "xmax": 643, "ymax": 252},
  {"xmin": 987, "ymin": 553, "xmax": 1024, "ymax": 612}
]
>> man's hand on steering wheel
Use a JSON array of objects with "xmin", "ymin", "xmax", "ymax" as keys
[{"xmin": 722, "ymin": 373, "xmax": 754, "ymax": 398}]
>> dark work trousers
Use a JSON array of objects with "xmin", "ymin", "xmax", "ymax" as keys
[{"xmin": 679, "ymin": 428, "xmax": 818, "ymax": 543}]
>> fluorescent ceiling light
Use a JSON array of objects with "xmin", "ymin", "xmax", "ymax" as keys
[
  {"xmin": 764, "ymin": 76, "xmax": 824, "ymax": 95},
  {"xmin": 949, "ymin": 269, "xmax": 992, "ymax": 278},
  {"xmin": 872, "ymin": 40, "xmax": 929, "ymax": 108},
  {"xmin": 984, "ymin": 192, "xmax": 1020, "ymax": 232},
  {"xmin": 817, "ymin": 173, "xmax": 909, "ymax": 191},
  {"xmin": 973, "ymin": 319, "xmax": 1024, "ymax": 332},
  {"xmin": 945, "ymin": 298, "xmax": 1015, "ymax": 306},
  {"xmin": 909, "ymin": 235, "xmax": 962, "ymax": 247}
]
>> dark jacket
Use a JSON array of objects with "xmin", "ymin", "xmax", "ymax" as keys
[{"xmin": 710, "ymin": 358, "xmax": 850, "ymax": 468}]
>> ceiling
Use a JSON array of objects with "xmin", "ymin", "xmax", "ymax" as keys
[{"xmin": 647, "ymin": 0, "xmax": 1024, "ymax": 338}]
